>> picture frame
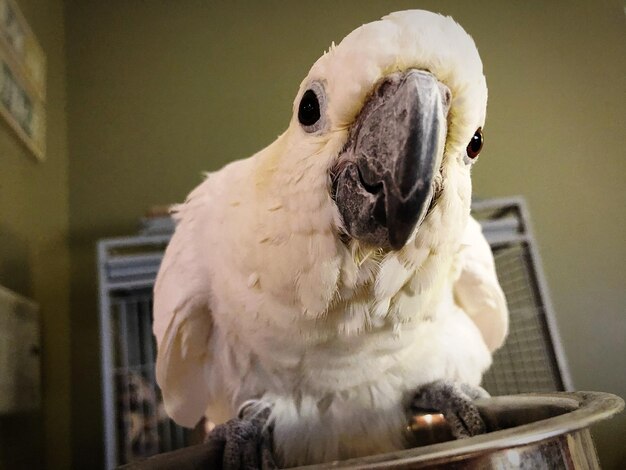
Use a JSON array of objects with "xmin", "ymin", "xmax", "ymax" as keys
[{"xmin": 0, "ymin": 0, "xmax": 46, "ymax": 161}]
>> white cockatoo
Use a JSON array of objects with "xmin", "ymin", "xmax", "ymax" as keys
[{"xmin": 153, "ymin": 9, "xmax": 508, "ymax": 468}]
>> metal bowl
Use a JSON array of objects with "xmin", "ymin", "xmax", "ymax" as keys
[
  {"xmin": 297, "ymin": 392, "xmax": 624, "ymax": 469},
  {"xmin": 121, "ymin": 391, "xmax": 623, "ymax": 469}
]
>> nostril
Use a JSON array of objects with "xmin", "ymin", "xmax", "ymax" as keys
[
  {"xmin": 376, "ymin": 78, "xmax": 393, "ymax": 98},
  {"xmin": 443, "ymin": 89, "xmax": 451, "ymax": 106},
  {"xmin": 357, "ymin": 165, "xmax": 383, "ymax": 195},
  {"xmin": 438, "ymin": 83, "xmax": 452, "ymax": 115}
]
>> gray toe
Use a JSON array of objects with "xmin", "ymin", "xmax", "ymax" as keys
[{"xmin": 411, "ymin": 380, "xmax": 487, "ymax": 439}]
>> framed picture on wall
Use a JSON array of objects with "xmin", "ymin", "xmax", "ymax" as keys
[{"xmin": 0, "ymin": 0, "xmax": 46, "ymax": 161}]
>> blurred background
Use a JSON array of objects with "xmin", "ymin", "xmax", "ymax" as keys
[{"xmin": 1, "ymin": 0, "xmax": 624, "ymax": 468}]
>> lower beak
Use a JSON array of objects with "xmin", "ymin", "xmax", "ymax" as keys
[{"xmin": 333, "ymin": 69, "xmax": 449, "ymax": 250}]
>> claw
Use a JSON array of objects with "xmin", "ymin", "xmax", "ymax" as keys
[
  {"xmin": 410, "ymin": 380, "xmax": 489, "ymax": 439},
  {"xmin": 206, "ymin": 401, "xmax": 277, "ymax": 470}
]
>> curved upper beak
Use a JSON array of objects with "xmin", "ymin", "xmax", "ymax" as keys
[{"xmin": 333, "ymin": 69, "xmax": 450, "ymax": 250}]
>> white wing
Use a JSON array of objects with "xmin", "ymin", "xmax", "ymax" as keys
[
  {"xmin": 453, "ymin": 216, "xmax": 509, "ymax": 352},
  {"xmin": 153, "ymin": 183, "xmax": 213, "ymax": 427}
]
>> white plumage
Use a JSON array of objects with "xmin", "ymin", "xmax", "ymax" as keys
[{"xmin": 153, "ymin": 10, "xmax": 508, "ymax": 466}]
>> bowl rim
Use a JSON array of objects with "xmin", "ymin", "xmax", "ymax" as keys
[{"xmin": 293, "ymin": 391, "xmax": 625, "ymax": 469}]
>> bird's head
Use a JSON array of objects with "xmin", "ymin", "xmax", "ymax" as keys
[{"xmin": 280, "ymin": 10, "xmax": 487, "ymax": 253}]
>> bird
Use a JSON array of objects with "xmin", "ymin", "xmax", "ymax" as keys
[{"xmin": 153, "ymin": 9, "xmax": 508, "ymax": 468}]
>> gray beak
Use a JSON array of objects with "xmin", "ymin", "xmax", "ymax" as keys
[{"xmin": 332, "ymin": 69, "xmax": 449, "ymax": 250}]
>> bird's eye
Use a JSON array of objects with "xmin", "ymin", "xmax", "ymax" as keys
[
  {"xmin": 298, "ymin": 89, "xmax": 321, "ymax": 128},
  {"xmin": 466, "ymin": 128, "xmax": 484, "ymax": 160}
]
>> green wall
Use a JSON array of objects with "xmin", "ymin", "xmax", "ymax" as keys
[
  {"xmin": 58, "ymin": 0, "xmax": 622, "ymax": 468},
  {"xmin": 0, "ymin": 0, "xmax": 70, "ymax": 469},
  {"xmin": 2, "ymin": 1, "xmax": 621, "ymax": 469}
]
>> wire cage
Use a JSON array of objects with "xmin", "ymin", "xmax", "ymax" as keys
[
  {"xmin": 97, "ymin": 197, "xmax": 572, "ymax": 468},
  {"xmin": 471, "ymin": 198, "xmax": 572, "ymax": 395},
  {"xmin": 98, "ymin": 235, "xmax": 193, "ymax": 469}
]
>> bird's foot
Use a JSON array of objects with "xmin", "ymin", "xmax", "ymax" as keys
[
  {"xmin": 205, "ymin": 400, "xmax": 277, "ymax": 470},
  {"xmin": 409, "ymin": 380, "xmax": 489, "ymax": 439}
]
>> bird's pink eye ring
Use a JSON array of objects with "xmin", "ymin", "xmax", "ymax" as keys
[{"xmin": 466, "ymin": 128, "xmax": 484, "ymax": 159}]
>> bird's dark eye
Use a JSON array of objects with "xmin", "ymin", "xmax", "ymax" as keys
[
  {"xmin": 466, "ymin": 128, "xmax": 484, "ymax": 159},
  {"xmin": 298, "ymin": 89, "xmax": 321, "ymax": 128}
]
